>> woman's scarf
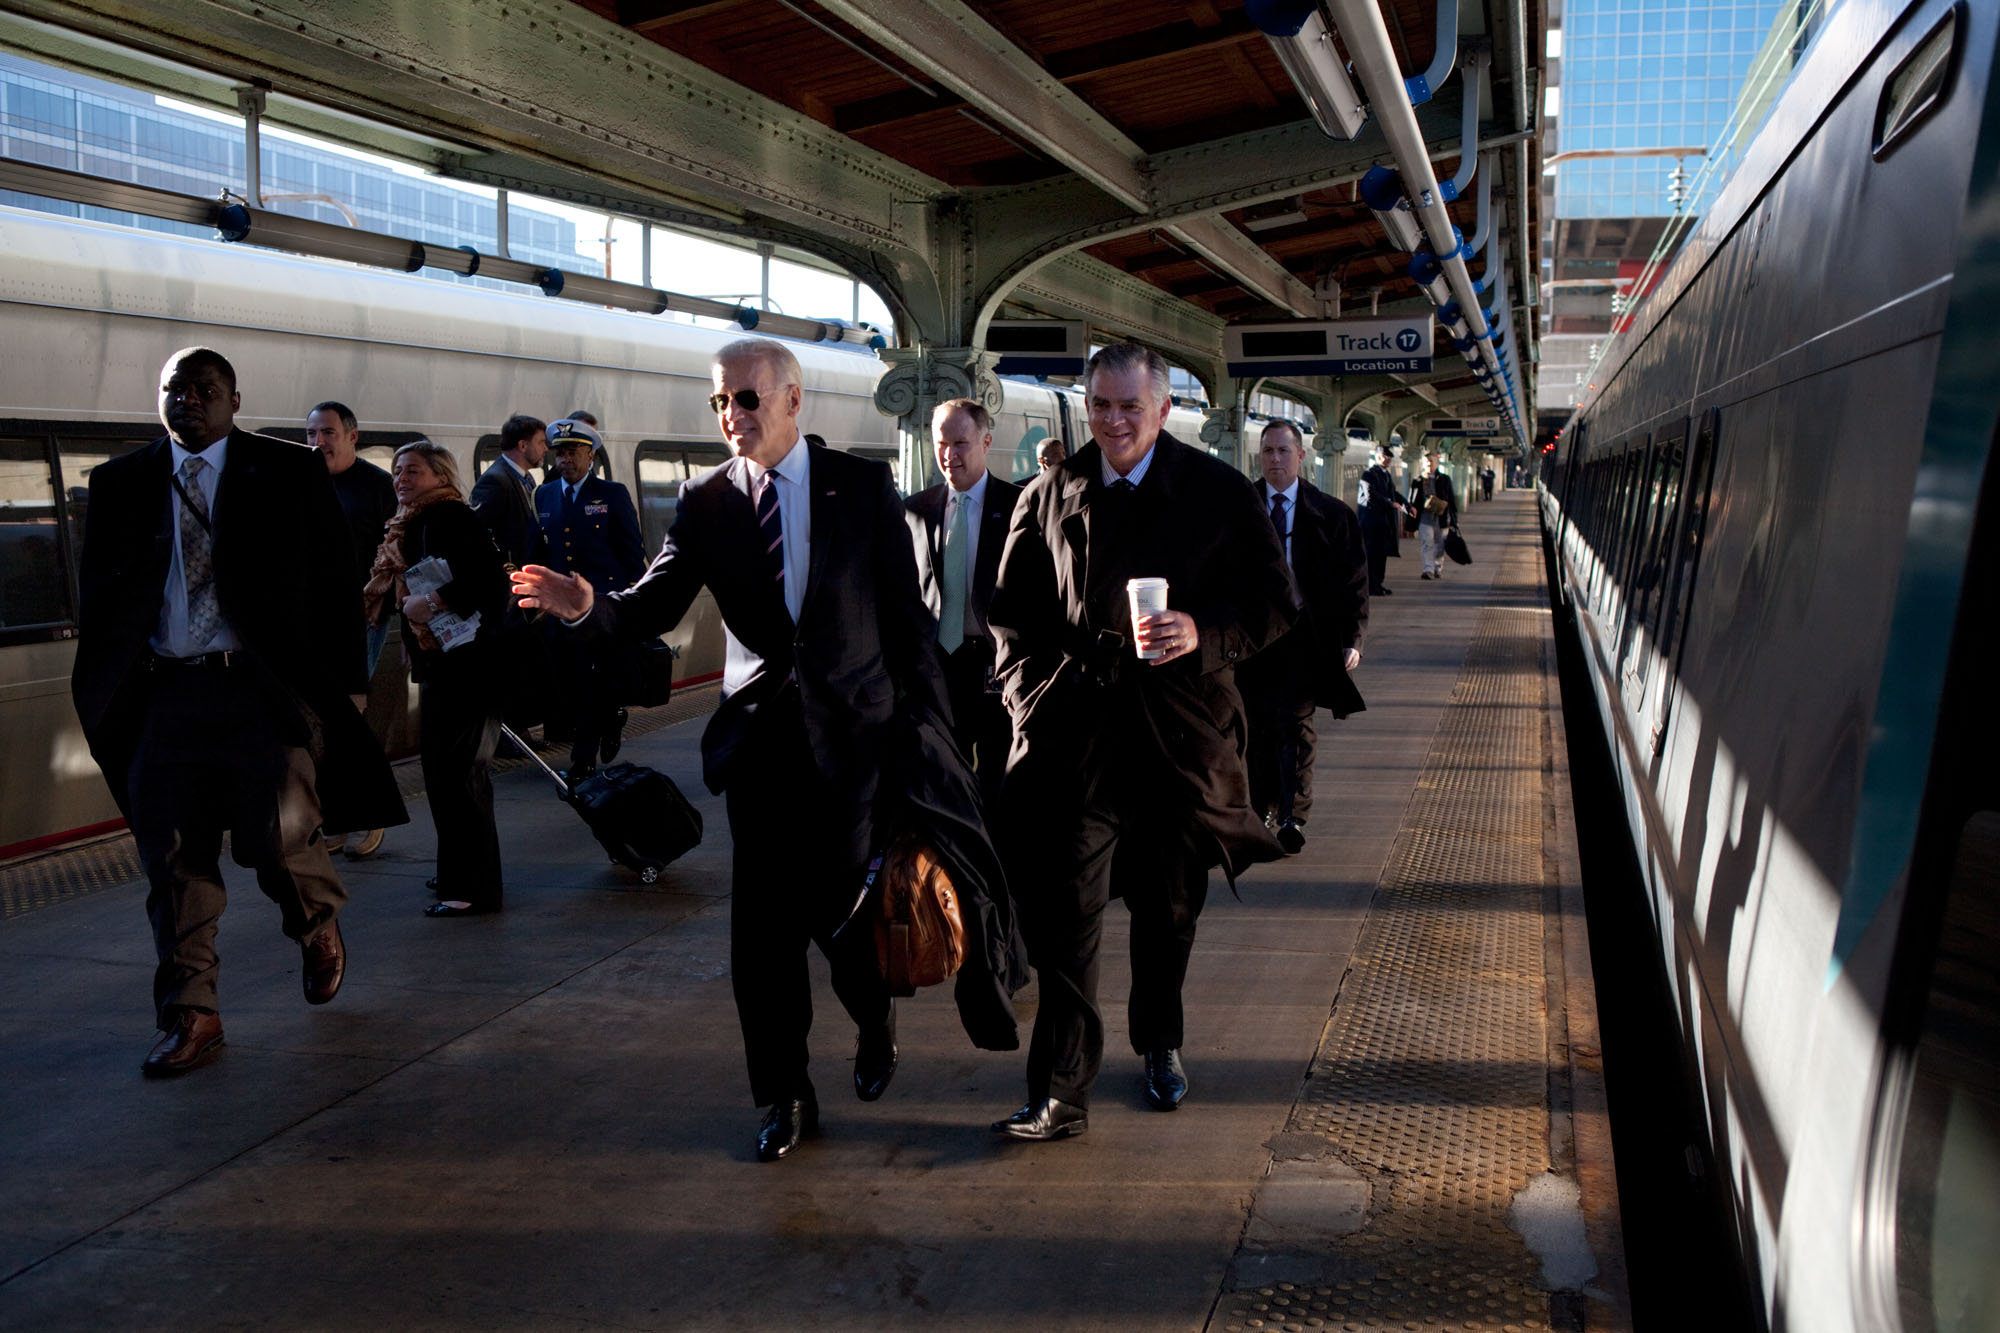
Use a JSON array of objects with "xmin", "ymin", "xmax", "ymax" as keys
[{"xmin": 362, "ymin": 485, "xmax": 465, "ymax": 654}]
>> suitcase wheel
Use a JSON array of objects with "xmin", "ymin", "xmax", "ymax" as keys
[{"xmin": 639, "ymin": 864, "xmax": 662, "ymax": 885}]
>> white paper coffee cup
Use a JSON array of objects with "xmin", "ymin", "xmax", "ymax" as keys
[{"xmin": 1127, "ymin": 577, "xmax": 1170, "ymax": 660}]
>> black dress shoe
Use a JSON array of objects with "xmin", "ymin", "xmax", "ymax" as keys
[
  {"xmin": 425, "ymin": 899, "xmax": 499, "ymax": 917},
  {"xmin": 1277, "ymin": 819, "xmax": 1306, "ymax": 856},
  {"xmin": 854, "ymin": 1025, "xmax": 898, "ymax": 1102},
  {"xmin": 302, "ymin": 921, "xmax": 345, "ymax": 1005},
  {"xmin": 993, "ymin": 1096, "xmax": 1088, "ymax": 1140},
  {"xmin": 1375, "ymin": 586, "xmax": 1393, "ymax": 595},
  {"xmin": 757, "ymin": 1089, "xmax": 820, "ymax": 1161},
  {"xmin": 141, "ymin": 1008, "xmax": 224, "ymax": 1078},
  {"xmin": 561, "ymin": 762, "xmax": 598, "ymax": 787},
  {"xmin": 1143, "ymin": 1049, "xmax": 1188, "ymax": 1111}
]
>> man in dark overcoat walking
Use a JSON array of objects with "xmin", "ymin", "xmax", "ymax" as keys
[
  {"xmin": 987, "ymin": 343, "xmax": 1296, "ymax": 1139},
  {"xmin": 1240, "ymin": 419, "xmax": 1369, "ymax": 856},
  {"xmin": 1357, "ymin": 442, "xmax": 1411, "ymax": 595},
  {"xmin": 71, "ymin": 347, "xmax": 406, "ymax": 1078}
]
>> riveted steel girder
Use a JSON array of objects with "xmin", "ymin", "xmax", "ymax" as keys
[
  {"xmin": 813, "ymin": 0, "xmax": 1149, "ymax": 213},
  {"xmin": 1, "ymin": 1, "xmax": 944, "ymax": 252},
  {"xmin": 1006, "ymin": 253, "xmax": 1227, "ymax": 373}
]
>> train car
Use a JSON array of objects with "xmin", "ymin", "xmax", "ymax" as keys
[{"xmin": 1538, "ymin": 0, "xmax": 1998, "ymax": 1328}]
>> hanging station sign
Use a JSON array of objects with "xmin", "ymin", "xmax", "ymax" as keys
[
  {"xmin": 985, "ymin": 320, "xmax": 1090, "ymax": 376},
  {"xmin": 1225, "ymin": 318, "xmax": 1433, "ymax": 377}
]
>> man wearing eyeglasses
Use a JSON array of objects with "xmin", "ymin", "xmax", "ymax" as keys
[{"xmin": 512, "ymin": 339, "xmax": 959, "ymax": 1163}]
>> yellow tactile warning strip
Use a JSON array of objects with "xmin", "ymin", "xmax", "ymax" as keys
[
  {"xmin": 1217, "ymin": 543, "xmax": 1583, "ymax": 1333},
  {"xmin": 0, "ymin": 680, "xmax": 723, "ymax": 920}
]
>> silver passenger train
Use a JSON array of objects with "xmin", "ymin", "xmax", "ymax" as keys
[
  {"xmin": 1539, "ymin": 0, "xmax": 1998, "ymax": 1328},
  {"xmin": 0, "ymin": 204, "xmax": 1236, "ymax": 856}
]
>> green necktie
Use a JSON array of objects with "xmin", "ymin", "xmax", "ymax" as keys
[{"xmin": 939, "ymin": 491, "xmax": 968, "ymax": 655}]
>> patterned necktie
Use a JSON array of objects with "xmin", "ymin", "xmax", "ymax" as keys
[
  {"xmin": 1270, "ymin": 491, "xmax": 1289, "ymax": 563},
  {"xmin": 178, "ymin": 454, "xmax": 220, "ymax": 648},
  {"xmin": 755, "ymin": 470, "xmax": 784, "ymax": 602},
  {"xmin": 939, "ymin": 491, "xmax": 969, "ymax": 655}
]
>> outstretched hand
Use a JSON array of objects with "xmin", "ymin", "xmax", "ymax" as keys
[{"xmin": 512, "ymin": 564, "xmax": 594, "ymax": 621}]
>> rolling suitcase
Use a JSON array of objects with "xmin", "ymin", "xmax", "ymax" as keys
[{"xmin": 500, "ymin": 724, "xmax": 702, "ymax": 884}]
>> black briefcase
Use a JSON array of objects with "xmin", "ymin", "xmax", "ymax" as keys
[
  {"xmin": 1444, "ymin": 530, "xmax": 1472, "ymax": 565},
  {"xmin": 501, "ymin": 724, "xmax": 702, "ymax": 884},
  {"xmin": 630, "ymin": 638, "xmax": 676, "ymax": 708}
]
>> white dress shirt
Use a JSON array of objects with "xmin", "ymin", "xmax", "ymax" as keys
[
  {"xmin": 1099, "ymin": 443, "xmax": 1158, "ymax": 489},
  {"xmin": 741, "ymin": 434, "xmax": 811, "ymax": 624},
  {"xmin": 151, "ymin": 436, "xmax": 243, "ymax": 657},
  {"xmin": 1264, "ymin": 478, "xmax": 1300, "ymax": 564}
]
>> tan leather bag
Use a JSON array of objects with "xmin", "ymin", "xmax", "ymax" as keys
[{"xmin": 872, "ymin": 836, "xmax": 968, "ymax": 997}]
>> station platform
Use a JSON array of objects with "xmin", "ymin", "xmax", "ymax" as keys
[{"xmin": 0, "ymin": 490, "xmax": 1628, "ymax": 1332}]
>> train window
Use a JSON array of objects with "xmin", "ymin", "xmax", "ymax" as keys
[
  {"xmin": 634, "ymin": 442, "xmax": 727, "ymax": 552},
  {"xmin": 0, "ymin": 437, "xmax": 68, "ymax": 633},
  {"xmin": 1626, "ymin": 423, "xmax": 1690, "ymax": 668},
  {"xmin": 1649, "ymin": 410, "xmax": 1720, "ymax": 752},
  {"xmin": 56, "ymin": 433, "xmax": 153, "ymax": 610},
  {"xmin": 1874, "ymin": 6, "xmax": 1960, "ymax": 161}
]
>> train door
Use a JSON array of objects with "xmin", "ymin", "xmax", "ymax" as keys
[{"xmin": 632, "ymin": 440, "xmax": 731, "ymax": 686}]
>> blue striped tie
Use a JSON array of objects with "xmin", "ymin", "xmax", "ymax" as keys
[{"xmin": 755, "ymin": 470, "xmax": 784, "ymax": 598}]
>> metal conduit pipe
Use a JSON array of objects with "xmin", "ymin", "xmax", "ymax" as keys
[
  {"xmin": 1406, "ymin": 0, "xmax": 1460, "ymax": 103},
  {"xmin": 0, "ymin": 154, "xmax": 884, "ymax": 349},
  {"xmin": 1440, "ymin": 56, "xmax": 1484, "ymax": 201},
  {"xmin": 1325, "ymin": 0, "xmax": 1507, "ymax": 397}
]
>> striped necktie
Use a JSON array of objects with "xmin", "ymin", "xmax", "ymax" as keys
[{"xmin": 755, "ymin": 470, "xmax": 784, "ymax": 601}]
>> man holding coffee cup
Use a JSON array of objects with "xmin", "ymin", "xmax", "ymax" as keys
[{"xmin": 986, "ymin": 343, "xmax": 1296, "ymax": 1140}]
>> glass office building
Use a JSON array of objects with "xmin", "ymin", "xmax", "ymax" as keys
[
  {"xmin": 0, "ymin": 52, "xmax": 581, "ymax": 286},
  {"xmin": 1554, "ymin": 0, "xmax": 1787, "ymax": 219}
]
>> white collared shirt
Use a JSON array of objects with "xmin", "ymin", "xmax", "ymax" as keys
[
  {"xmin": 945, "ymin": 471, "xmax": 989, "ymax": 588},
  {"xmin": 1264, "ymin": 478, "xmax": 1300, "ymax": 563},
  {"xmin": 152, "ymin": 435, "xmax": 243, "ymax": 657},
  {"xmin": 741, "ymin": 433, "xmax": 811, "ymax": 624},
  {"xmin": 1099, "ymin": 443, "xmax": 1158, "ymax": 490}
]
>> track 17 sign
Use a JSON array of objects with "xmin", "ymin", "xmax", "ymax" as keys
[{"xmin": 1224, "ymin": 318, "xmax": 1434, "ymax": 377}]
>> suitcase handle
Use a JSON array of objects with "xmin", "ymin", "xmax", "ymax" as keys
[{"xmin": 499, "ymin": 723, "xmax": 574, "ymax": 799}]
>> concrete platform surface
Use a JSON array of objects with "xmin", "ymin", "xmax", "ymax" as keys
[{"xmin": 0, "ymin": 490, "xmax": 1625, "ymax": 1332}]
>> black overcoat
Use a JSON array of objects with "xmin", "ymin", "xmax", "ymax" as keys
[
  {"xmin": 1260, "ymin": 478, "xmax": 1369, "ymax": 718},
  {"xmin": 1358, "ymin": 462, "xmax": 1406, "ymax": 557},
  {"xmin": 989, "ymin": 433, "xmax": 1297, "ymax": 882},
  {"xmin": 70, "ymin": 429, "xmax": 407, "ymax": 834}
]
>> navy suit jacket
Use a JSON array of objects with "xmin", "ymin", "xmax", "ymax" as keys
[
  {"xmin": 903, "ymin": 473, "xmax": 1023, "ymax": 645},
  {"xmin": 535, "ymin": 474, "xmax": 646, "ymax": 597},
  {"xmin": 579, "ymin": 446, "xmax": 947, "ymax": 803},
  {"xmin": 69, "ymin": 429, "xmax": 406, "ymax": 833},
  {"xmin": 469, "ymin": 456, "xmax": 545, "ymax": 567}
]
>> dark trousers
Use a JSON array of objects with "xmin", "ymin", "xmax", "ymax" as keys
[
  {"xmin": 1009, "ymin": 756, "xmax": 1211, "ymax": 1108},
  {"xmin": 419, "ymin": 676, "xmax": 502, "ymax": 907},
  {"xmin": 1244, "ymin": 642, "xmax": 1318, "ymax": 825},
  {"xmin": 942, "ymin": 638, "xmax": 1009, "ymax": 805},
  {"xmin": 723, "ymin": 694, "xmax": 891, "ymax": 1108},
  {"xmin": 549, "ymin": 630, "xmax": 631, "ymax": 768},
  {"xmin": 1362, "ymin": 521, "xmax": 1393, "ymax": 593},
  {"xmin": 127, "ymin": 664, "xmax": 344, "ymax": 1027}
]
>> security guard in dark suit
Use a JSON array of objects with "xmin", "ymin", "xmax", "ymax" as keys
[{"xmin": 535, "ymin": 419, "xmax": 646, "ymax": 776}]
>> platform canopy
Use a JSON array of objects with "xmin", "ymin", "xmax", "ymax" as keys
[{"xmin": 0, "ymin": 0, "xmax": 1542, "ymax": 430}]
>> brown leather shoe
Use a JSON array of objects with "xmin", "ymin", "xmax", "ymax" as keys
[
  {"xmin": 302, "ymin": 920, "xmax": 345, "ymax": 1005},
  {"xmin": 142, "ymin": 1009, "xmax": 224, "ymax": 1078}
]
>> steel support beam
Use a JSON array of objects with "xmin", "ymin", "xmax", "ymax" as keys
[
  {"xmin": 1166, "ymin": 217, "xmax": 1317, "ymax": 318},
  {"xmin": 813, "ymin": 0, "xmax": 1150, "ymax": 212}
]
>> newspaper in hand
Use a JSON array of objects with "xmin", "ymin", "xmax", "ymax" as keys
[{"xmin": 403, "ymin": 556, "xmax": 483, "ymax": 652}]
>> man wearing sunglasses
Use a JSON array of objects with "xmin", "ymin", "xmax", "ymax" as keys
[{"xmin": 513, "ymin": 339, "xmax": 956, "ymax": 1163}]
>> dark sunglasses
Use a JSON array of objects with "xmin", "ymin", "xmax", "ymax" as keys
[{"xmin": 709, "ymin": 388, "xmax": 765, "ymax": 414}]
